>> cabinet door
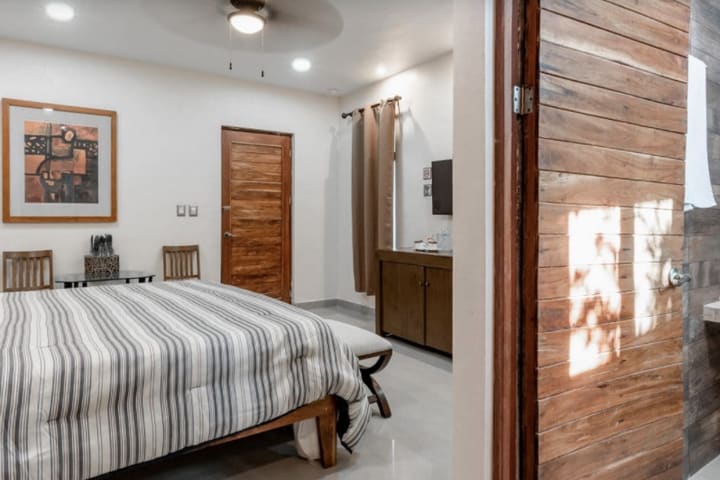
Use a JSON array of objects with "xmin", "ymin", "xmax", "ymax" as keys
[
  {"xmin": 381, "ymin": 262, "xmax": 425, "ymax": 344},
  {"xmin": 425, "ymin": 267, "xmax": 452, "ymax": 353}
]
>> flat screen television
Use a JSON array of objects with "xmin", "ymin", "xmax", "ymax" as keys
[{"xmin": 432, "ymin": 159, "xmax": 453, "ymax": 215}]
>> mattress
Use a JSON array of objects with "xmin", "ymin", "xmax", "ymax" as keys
[{"xmin": 0, "ymin": 280, "xmax": 370, "ymax": 479}]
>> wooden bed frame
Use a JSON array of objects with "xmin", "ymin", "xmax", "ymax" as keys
[
  {"xmin": 97, "ymin": 395, "xmax": 338, "ymax": 478},
  {"xmin": 187, "ymin": 395, "xmax": 338, "ymax": 467}
]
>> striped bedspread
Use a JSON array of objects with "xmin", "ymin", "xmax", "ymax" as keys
[{"xmin": 0, "ymin": 280, "xmax": 370, "ymax": 480}]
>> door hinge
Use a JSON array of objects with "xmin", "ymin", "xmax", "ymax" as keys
[{"xmin": 513, "ymin": 85, "xmax": 534, "ymax": 115}]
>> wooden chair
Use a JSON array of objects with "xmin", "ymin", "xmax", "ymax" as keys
[
  {"xmin": 162, "ymin": 245, "xmax": 201, "ymax": 281},
  {"xmin": 2, "ymin": 250, "xmax": 54, "ymax": 292}
]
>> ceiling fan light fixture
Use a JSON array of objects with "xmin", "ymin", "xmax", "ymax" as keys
[
  {"xmin": 45, "ymin": 2, "xmax": 75, "ymax": 22},
  {"xmin": 228, "ymin": 10, "xmax": 265, "ymax": 35}
]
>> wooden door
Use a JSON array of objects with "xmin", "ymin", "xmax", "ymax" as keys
[
  {"xmin": 380, "ymin": 262, "xmax": 425, "ymax": 344},
  {"xmin": 527, "ymin": 1, "xmax": 689, "ymax": 479},
  {"xmin": 424, "ymin": 267, "xmax": 453, "ymax": 353},
  {"xmin": 221, "ymin": 128, "xmax": 292, "ymax": 302}
]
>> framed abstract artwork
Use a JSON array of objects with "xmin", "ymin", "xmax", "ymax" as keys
[{"xmin": 2, "ymin": 98, "xmax": 117, "ymax": 223}]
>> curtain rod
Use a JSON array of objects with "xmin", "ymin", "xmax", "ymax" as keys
[{"xmin": 340, "ymin": 95, "xmax": 402, "ymax": 119}]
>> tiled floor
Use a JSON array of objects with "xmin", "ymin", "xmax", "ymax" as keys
[
  {"xmin": 692, "ymin": 455, "xmax": 720, "ymax": 480},
  {"xmin": 101, "ymin": 305, "xmax": 453, "ymax": 480}
]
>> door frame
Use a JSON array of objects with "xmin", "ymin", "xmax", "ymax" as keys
[
  {"xmin": 220, "ymin": 126, "xmax": 293, "ymax": 302},
  {"xmin": 492, "ymin": 1, "xmax": 540, "ymax": 479}
]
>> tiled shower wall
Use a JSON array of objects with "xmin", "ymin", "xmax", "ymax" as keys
[{"xmin": 684, "ymin": 0, "xmax": 720, "ymax": 476}]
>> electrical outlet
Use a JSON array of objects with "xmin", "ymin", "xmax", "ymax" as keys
[{"xmin": 423, "ymin": 184, "xmax": 432, "ymax": 197}]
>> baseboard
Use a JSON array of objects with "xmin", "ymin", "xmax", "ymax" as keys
[
  {"xmin": 294, "ymin": 299, "xmax": 338, "ymax": 310},
  {"xmin": 335, "ymin": 299, "xmax": 375, "ymax": 317},
  {"xmin": 295, "ymin": 298, "xmax": 375, "ymax": 317}
]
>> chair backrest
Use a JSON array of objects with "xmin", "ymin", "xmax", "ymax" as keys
[
  {"xmin": 163, "ymin": 245, "xmax": 201, "ymax": 281},
  {"xmin": 2, "ymin": 250, "xmax": 54, "ymax": 292}
]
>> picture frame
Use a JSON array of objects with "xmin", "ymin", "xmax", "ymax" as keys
[{"xmin": 2, "ymin": 98, "xmax": 117, "ymax": 223}]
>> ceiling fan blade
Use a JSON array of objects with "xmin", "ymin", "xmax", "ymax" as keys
[{"xmin": 142, "ymin": 0, "xmax": 343, "ymax": 53}]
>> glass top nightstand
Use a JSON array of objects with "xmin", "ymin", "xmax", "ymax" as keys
[{"xmin": 55, "ymin": 271, "xmax": 155, "ymax": 288}]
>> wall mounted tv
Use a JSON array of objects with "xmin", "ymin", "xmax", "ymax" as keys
[{"xmin": 432, "ymin": 159, "xmax": 453, "ymax": 215}]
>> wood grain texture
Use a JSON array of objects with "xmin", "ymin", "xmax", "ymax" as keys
[
  {"xmin": 538, "ymin": 312, "xmax": 682, "ymax": 367},
  {"xmin": 376, "ymin": 249, "xmax": 453, "ymax": 354},
  {"xmin": 543, "ymin": 0, "xmax": 689, "ymax": 56},
  {"xmin": 539, "ymin": 139, "xmax": 685, "ymax": 184},
  {"xmin": 539, "ymin": 415, "xmax": 682, "ymax": 479},
  {"xmin": 538, "ymin": 203, "xmax": 683, "ymax": 236},
  {"xmin": 221, "ymin": 128, "xmax": 292, "ymax": 303},
  {"xmin": 539, "ymin": 364, "xmax": 682, "ymax": 430},
  {"xmin": 540, "ymin": 74, "xmax": 686, "ymax": 133},
  {"xmin": 538, "ymin": 261, "xmax": 679, "ymax": 300},
  {"xmin": 603, "ymin": 0, "xmax": 690, "ymax": 32},
  {"xmin": 540, "ymin": 107, "xmax": 686, "ymax": 159},
  {"xmin": 424, "ymin": 267, "xmax": 453, "ymax": 353},
  {"xmin": 539, "ymin": 171, "xmax": 684, "ymax": 208},
  {"xmin": 2, "ymin": 250, "xmax": 54, "ymax": 292},
  {"xmin": 380, "ymin": 262, "xmax": 425, "ymax": 345},
  {"xmin": 540, "ymin": 10, "xmax": 688, "ymax": 81},
  {"xmin": 540, "ymin": 42, "xmax": 687, "ymax": 107},
  {"xmin": 538, "ymin": 287, "xmax": 680, "ymax": 333},
  {"xmin": 534, "ymin": 1, "xmax": 688, "ymax": 477},
  {"xmin": 538, "ymin": 389, "xmax": 682, "ymax": 463},
  {"xmin": 538, "ymin": 233, "xmax": 683, "ymax": 267}
]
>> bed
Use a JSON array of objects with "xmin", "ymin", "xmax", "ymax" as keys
[{"xmin": 0, "ymin": 280, "xmax": 370, "ymax": 480}]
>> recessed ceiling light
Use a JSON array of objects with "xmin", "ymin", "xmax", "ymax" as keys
[
  {"xmin": 292, "ymin": 58, "xmax": 312, "ymax": 73},
  {"xmin": 228, "ymin": 11, "xmax": 265, "ymax": 34},
  {"xmin": 376, "ymin": 64, "xmax": 388, "ymax": 77},
  {"xmin": 45, "ymin": 2, "xmax": 75, "ymax": 22}
]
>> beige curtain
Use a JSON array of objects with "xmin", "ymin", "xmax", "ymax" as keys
[{"xmin": 352, "ymin": 101, "xmax": 396, "ymax": 295}]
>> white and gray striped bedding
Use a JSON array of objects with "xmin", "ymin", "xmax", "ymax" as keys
[{"xmin": 0, "ymin": 280, "xmax": 370, "ymax": 480}]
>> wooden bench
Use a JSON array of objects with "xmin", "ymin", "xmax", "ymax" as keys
[{"xmin": 325, "ymin": 319, "xmax": 393, "ymax": 418}]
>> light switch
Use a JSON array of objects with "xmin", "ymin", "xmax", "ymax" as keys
[
  {"xmin": 176, "ymin": 205, "xmax": 186, "ymax": 217},
  {"xmin": 188, "ymin": 205, "xmax": 199, "ymax": 217},
  {"xmin": 423, "ymin": 167, "xmax": 432, "ymax": 180}
]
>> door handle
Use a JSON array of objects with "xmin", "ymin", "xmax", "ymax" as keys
[
  {"xmin": 668, "ymin": 267, "xmax": 691, "ymax": 287},
  {"xmin": 223, "ymin": 231, "xmax": 234, "ymax": 239}
]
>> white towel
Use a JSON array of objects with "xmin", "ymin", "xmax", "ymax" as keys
[{"xmin": 685, "ymin": 55, "xmax": 717, "ymax": 211}]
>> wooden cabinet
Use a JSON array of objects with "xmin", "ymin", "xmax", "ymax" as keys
[{"xmin": 376, "ymin": 249, "xmax": 453, "ymax": 354}]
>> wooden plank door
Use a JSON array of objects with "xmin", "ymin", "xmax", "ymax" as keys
[
  {"xmin": 221, "ymin": 128, "xmax": 291, "ymax": 302},
  {"xmin": 527, "ymin": 1, "xmax": 690, "ymax": 479}
]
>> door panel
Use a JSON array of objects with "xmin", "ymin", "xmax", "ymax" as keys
[
  {"xmin": 222, "ymin": 129, "xmax": 291, "ymax": 302},
  {"xmin": 380, "ymin": 262, "xmax": 425, "ymax": 344},
  {"xmin": 424, "ymin": 267, "xmax": 452, "ymax": 353},
  {"xmin": 532, "ymin": 1, "xmax": 689, "ymax": 478}
]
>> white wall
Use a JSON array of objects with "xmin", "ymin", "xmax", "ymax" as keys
[
  {"xmin": 0, "ymin": 39, "xmax": 340, "ymax": 303},
  {"xmin": 453, "ymin": 0, "xmax": 494, "ymax": 479},
  {"xmin": 335, "ymin": 54, "xmax": 454, "ymax": 306}
]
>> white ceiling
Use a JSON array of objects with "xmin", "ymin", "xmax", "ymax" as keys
[{"xmin": 0, "ymin": 0, "xmax": 454, "ymax": 95}]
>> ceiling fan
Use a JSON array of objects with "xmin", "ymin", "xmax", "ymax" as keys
[{"xmin": 143, "ymin": 0, "xmax": 343, "ymax": 53}]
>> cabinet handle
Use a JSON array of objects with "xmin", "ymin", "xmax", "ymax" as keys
[
  {"xmin": 425, "ymin": 281, "xmax": 430, "ymax": 287},
  {"xmin": 418, "ymin": 280, "xmax": 424, "ymax": 287}
]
